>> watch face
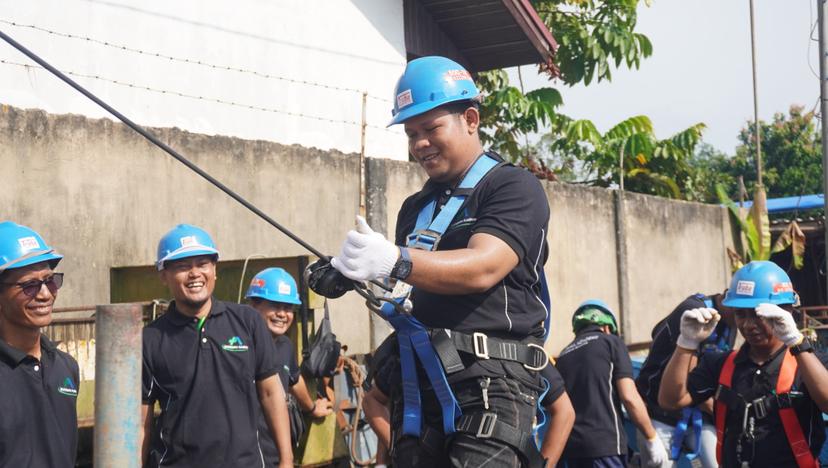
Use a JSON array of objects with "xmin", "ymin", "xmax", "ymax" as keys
[{"xmin": 396, "ymin": 261, "xmax": 412, "ymax": 280}]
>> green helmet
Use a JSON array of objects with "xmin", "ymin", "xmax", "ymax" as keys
[{"xmin": 572, "ymin": 299, "xmax": 619, "ymax": 335}]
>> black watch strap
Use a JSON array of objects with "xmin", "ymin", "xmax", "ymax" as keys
[
  {"xmin": 790, "ymin": 338, "xmax": 814, "ymax": 356},
  {"xmin": 390, "ymin": 247, "xmax": 412, "ymax": 281}
]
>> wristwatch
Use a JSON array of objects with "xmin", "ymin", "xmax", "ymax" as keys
[
  {"xmin": 390, "ymin": 247, "xmax": 413, "ymax": 281},
  {"xmin": 790, "ymin": 338, "xmax": 815, "ymax": 356}
]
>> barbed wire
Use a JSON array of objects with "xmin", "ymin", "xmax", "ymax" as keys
[
  {"xmin": 0, "ymin": 19, "xmax": 393, "ymax": 104},
  {"xmin": 1, "ymin": 58, "xmax": 368, "ymax": 126}
]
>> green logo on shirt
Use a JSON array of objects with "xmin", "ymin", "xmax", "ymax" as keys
[
  {"xmin": 58, "ymin": 377, "xmax": 78, "ymax": 397},
  {"xmin": 222, "ymin": 336, "xmax": 249, "ymax": 352}
]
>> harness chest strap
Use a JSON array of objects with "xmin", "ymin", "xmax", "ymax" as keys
[{"xmin": 714, "ymin": 349, "xmax": 818, "ymax": 468}]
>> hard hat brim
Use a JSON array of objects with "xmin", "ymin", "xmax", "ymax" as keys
[
  {"xmin": 388, "ymin": 95, "xmax": 479, "ymax": 127},
  {"xmin": 157, "ymin": 247, "xmax": 219, "ymax": 270},
  {"xmin": 0, "ymin": 250, "xmax": 63, "ymax": 273},
  {"xmin": 245, "ymin": 291, "xmax": 302, "ymax": 305}
]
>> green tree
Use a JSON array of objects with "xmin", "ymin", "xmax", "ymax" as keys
[
  {"xmin": 717, "ymin": 105, "xmax": 823, "ymax": 199},
  {"xmin": 478, "ymin": 0, "xmax": 655, "ymax": 164}
]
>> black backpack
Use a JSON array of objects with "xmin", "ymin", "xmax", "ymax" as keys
[{"xmin": 300, "ymin": 300, "xmax": 341, "ymax": 378}]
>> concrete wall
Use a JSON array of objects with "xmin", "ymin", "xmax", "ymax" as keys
[
  {"xmin": 1, "ymin": 105, "xmax": 734, "ymax": 355},
  {"xmin": 0, "ymin": 0, "xmax": 408, "ymax": 159}
]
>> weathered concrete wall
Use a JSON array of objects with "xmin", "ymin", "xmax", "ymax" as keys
[
  {"xmin": 1, "ymin": 105, "xmax": 733, "ymax": 356},
  {"xmin": 1, "ymin": 104, "xmax": 374, "ymax": 354}
]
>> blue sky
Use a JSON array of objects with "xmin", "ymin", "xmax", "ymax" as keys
[{"xmin": 511, "ymin": 0, "xmax": 819, "ymax": 155}]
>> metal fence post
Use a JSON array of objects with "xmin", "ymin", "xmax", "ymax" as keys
[{"xmin": 94, "ymin": 303, "xmax": 143, "ymax": 468}]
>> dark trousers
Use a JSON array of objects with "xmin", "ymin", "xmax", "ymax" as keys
[
  {"xmin": 390, "ymin": 366, "xmax": 541, "ymax": 468},
  {"xmin": 558, "ymin": 456, "xmax": 627, "ymax": 468}
]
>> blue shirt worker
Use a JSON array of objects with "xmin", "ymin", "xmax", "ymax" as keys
[
  {"xmin": 245, "ymin": 267, "xmax": 333, "ymax": 466},
  {"xmin": 0, "ymin": 221, "xmax": 78, "ymax": 468},
  {"xmin": 659, "ymin": 261, "xmax": 828, "ymax": 468},
  {"xmin": 140, "ymin": 224, "xmax": 292, "ymax": 468},
  {"xmin": 556, "ymin": 300, "xmax": 668, "ymax": 468},
  {"xmin": 330, "ymin": 56, "xmax": 553, "ymax": 467}
]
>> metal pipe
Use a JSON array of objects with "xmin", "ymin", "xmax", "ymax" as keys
[
  {"xmin": 818, "ymin": 0, "xmax": 828, "ymax": 304},
  {"xmin": 237, "ymin": 253, "xmax": 267, "ymax": 303},
  {"xmin": 749, "ymin": 0, "xmax": 763, "ymax": 186},
  {"xmin": 94, "ymin": 303, "xmax": 143, "ymax": 468}
]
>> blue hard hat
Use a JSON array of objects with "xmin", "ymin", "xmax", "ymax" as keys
[
  {"xmin": 156, "ymin": 224, "xmax": 219, "ymax": 271},
  {"xmin": 572, "ymin": 299, "xmax": 619, "ymax": 335},
  {"xmin": 245, "ymin": 267, "xmax": 301, "ymax": 305},
  {"xmin": 0, "ymin": 221, "xmax": 63, "ymax": 273},
  {"xmin": 388, "ymin": 56, "xmax": 480, "ymax": 126},
  {"xmin": 722, "ymin": 260, "xmax": 796, "ymax": 308}
]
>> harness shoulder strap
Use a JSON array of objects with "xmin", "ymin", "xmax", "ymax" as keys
[
  {"xmin": 776, "ymin": 350, "xmax": 818, "ymax": 468},
  {"xmin": 715, "ymin": 350, "xmax": 737, "ymax": 465}
]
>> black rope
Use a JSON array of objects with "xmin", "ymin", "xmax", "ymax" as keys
[{"xmin": 0, "ymin": 29, "xmax": 392, "ymax": 292}]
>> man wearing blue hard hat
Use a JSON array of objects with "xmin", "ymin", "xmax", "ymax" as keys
[
  {"xmin": 329, "ymin": 56, "xmax": 552, "ymax": 466},
  {"xmin": 245, "ymin": 267, "xmax": 333, "ymax": 466},
  {"xmin": 556, "ymin": 300, "xmax": 667, "ymax": 467},
  {"xmin": 0, "ymin": 221, "xmax": 79, "ymax": 467},
  {"xmin": 140, "ymin": 224, "xmax": 293, "ymax": 468},
  {"xmin": 660, "ymin": 261, "xmax": 828, "ymax": 467}
]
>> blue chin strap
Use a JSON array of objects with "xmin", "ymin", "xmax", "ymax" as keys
[
  {"xmin": 382, "ymin": 154, "xmax": 500, "ymax": 438},
  {"xmin": 670, "ymin": 295, "xmax": 730, "ymax": 461}
]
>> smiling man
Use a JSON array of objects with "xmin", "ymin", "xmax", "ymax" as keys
[
  {"xmin": 0, "ymin": 221, "xmax": 78, "ymax": 467},
  {"xmin": 140, "ymin": 224, "xmax": 292, "ymax": 468},
  {"xmin": 329, "ymin": 56, "xmax": 552, "ymax": 467},
  {"xmin": 245, "ymin": 267, "xmax": 332, "ymax": 466},
  {"xmin": 659, "ymin": 261, "xmax": 828, "ymax": 467}
]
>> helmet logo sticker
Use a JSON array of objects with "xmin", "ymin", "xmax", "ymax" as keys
[
  {"xmin": 396, "ymin": 89, "xmax": 413, "ymax": 109},
  {"xmin": 773, "ymin": 282, "xmax": 794, "ymax": 293},
  {"xmin": 278, "ymin": 281, "xmax": 291, "ymax": 296},
  {"xmin": 17, "ymin": 236, "xmax": 40, "ymax": 251},
  {"xmin": 736, "ymin": 280, "xmax": 755, "ymax": 296},
  {"xmin": 251, "ymin": 278, "xmax": 265, "ymax": 288},
  {"xmin": 179, "ymin": 235, "xmax": 198, "ymax": 247},
  {"xmin": 445, "ymin": 69, "xmax": 472, "ymax": 81}
]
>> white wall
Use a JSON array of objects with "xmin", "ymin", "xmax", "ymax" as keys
[{"xmin": 0, "ymin": 0, "xmax": 409, "ymax": 159}]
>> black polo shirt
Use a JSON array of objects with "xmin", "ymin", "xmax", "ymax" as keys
[
  {"xmin": 557, "ymin": 326, "xmax": 634, "ymax": 458},
  {"xmin": 394, "ymin": 153, "xmax": 550, "ymax": 340},
  {"xmin": 142, "ymin": 299, "xmax": 279, "ymax": 468},
  {"xmin": 539, "ymin": 361, "xmax": 566, "ymax": 407},
  {"xmin": 258, "ymin": 334, "xmax": 300, "ymax": 466},
  {"xmin": 688, "ymin": 345, "xmax": 827, "ymax": 467},
  {"xmin": 635, "ymin": 294, "xmax": 736, "ymax": 424},
  {"xmin": 0, "ymin": 335, "xmax": 79, "ymax": 467}
]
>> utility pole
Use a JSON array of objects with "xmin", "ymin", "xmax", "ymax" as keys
[
  {"xmin": 749, "ymin": 0, "xmax": 763, "ymax": 186},
  {"xmin": 818, "ymin": 0, "xmax": 828, "ymax": 303}
]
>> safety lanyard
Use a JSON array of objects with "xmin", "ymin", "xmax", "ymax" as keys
[{"xmin": 381, "ymin": 153, "xmax": 499, "ymax": 438}]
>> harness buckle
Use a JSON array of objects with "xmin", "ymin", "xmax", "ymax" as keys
[
  {"xmin": 476, "ymin": 413, "xmax": 497, "ymax": 438},
  {"xmin": 752, "ymin": 397, "xmax": 767, "ymax": 419},
  {"xmin": 523, "ymin": 343, "xmax": 549, "ymax": 371},
  {"xmin": 472, "ymin": 332, "xmax": 489, "ymax": 359},
  {"xmin": 407, "ymin": 230, "xmax": 442, "ymax": 250}
]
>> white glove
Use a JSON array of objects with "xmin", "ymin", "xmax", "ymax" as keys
[
  {"xmin": 677, "ymin": 307, "xmax": 720, "ymax": 350},
  {"xmin": 330, "ymin": 216, "xmax": 399, "ymax": 282},
  {"xmin": 639, "ymin": 435, "xmax": 668, "ymax": 468},
  {"xmin": 756, "ymin": 303, "xmax": 803, "ymax": 347}
]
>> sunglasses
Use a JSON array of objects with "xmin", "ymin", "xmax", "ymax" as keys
[{"xmin": 0, "ymin": 272, "xmax": 64, "ymax": 298}]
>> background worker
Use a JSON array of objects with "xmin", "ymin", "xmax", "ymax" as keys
[
  {"xmin": 635, "ymin": 291, "xmax": 736, "ymax": 467},
  {"xmin": 0, "ymin": 221, "xmax": 78, "ymax": 467},
  {"xmin": 329, "ymin": 56, "xmax": 552, "ymax": 466},
  {"xmin": 556, "ymin": 300, "xmax": 668, "ymax": 468},
  {"xmin": 140, "ymin": 224, "xmax": 292, "ymax": 468},
  {"xmin": 245, "ymin": 267, "xmax": 333, "ymax": 465},
  {"xmin": 659, "ymin": 260, "xmax": 828, "ymax": 467}
]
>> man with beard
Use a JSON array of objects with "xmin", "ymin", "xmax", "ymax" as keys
[
  {"xmin": 140, "ymin": 224, "xmax": 292, "ymax": 468},
  {"xmin": 659, "ymin": 261, "xmax": 828, "ymax": 467},
  {"xmin": 0, "ymin": 221, "xmax": 78, "ymax": 467}
]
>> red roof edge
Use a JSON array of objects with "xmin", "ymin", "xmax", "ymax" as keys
[{"xmin": 503, "ymin": 0, "xmax": 560, "ymax": 76}]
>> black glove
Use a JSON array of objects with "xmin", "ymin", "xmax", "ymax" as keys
[{"xmin": 305, "ymin": 259, "xmax": 355, "ymax": 299}]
